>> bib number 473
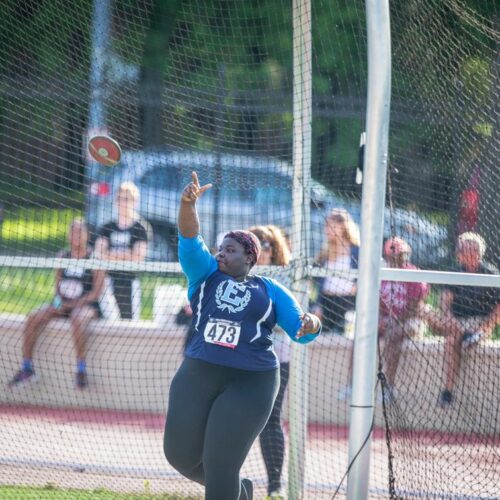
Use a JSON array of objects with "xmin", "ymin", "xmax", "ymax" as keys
[{"xmin": 203, "ymin": 319, "xmax": 241, "ymax": 349}]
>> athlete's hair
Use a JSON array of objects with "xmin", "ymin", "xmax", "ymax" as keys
[
  {"xmin": 118, "ymin": 181, "xmax": 140, "ymax": 201},
  {"xmin": 316, "ymin": 208, "xmax": 360, "ymax": 265},
  {"xmin": 457, "ymin": 231, "xmax": 486, "ymax": 259},
  {"xmin": 224, "ymin": 230, "xmax": 261, "ymax": 267},
  {"xmin": 248, "ymin": 225, "xmax": 291, "ymax": 266},
  {"xmin": 384, "ymin": 236, "xmax": 411, "ymax": 257}
]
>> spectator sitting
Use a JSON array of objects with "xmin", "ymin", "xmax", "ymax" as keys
[
  {"xmin": 423, "ymin": 232, "xmax": 499, "ymax": 408},
  {"xmin": 312, "ymin": 208, "xmax": 359, "ymax": 334},
  {"xmin": 379, "ymin": 237, "xmax": 429, "ymax": 403},
  {"xmin": 337, "ymin": 236, "xmax": 429, "ymax": 404},
  {"xmin": 8, "ymin": 219, "xmax": 110, "ymax": 390},
  {"xmin": 94, "ymin": 181, "xmax": 148, "ymax": 319}
]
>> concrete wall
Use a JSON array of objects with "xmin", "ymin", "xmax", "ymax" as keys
[{"xmin": 1, "ymin": 313, "xmax": 498, "ymax": 434}]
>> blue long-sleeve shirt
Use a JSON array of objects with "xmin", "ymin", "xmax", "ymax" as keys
[{"xmin": 179, "ymin": 233, "xmax": 319, "ymax": 371}]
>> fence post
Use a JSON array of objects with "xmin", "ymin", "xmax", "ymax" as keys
[
  {"xmin": 288, "ymin": 0, "xmax": 312, "ymax": 498},
  {"xmin": 347, "ymin": 0, "xmax": 392, "ymax": 498}
]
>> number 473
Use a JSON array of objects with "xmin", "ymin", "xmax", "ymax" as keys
[{"xmin": 206, "ymin": 323, "xmax": 237, "ymax": 342}]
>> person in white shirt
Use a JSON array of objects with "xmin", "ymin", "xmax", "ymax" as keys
[{"xmin": 312, "ymin": 208, "xmax": 360, "ymax": 333}]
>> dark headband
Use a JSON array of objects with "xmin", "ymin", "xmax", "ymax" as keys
[{"xmin": 225, "ymin": 230, "xmax": 261, "ymax": 267}]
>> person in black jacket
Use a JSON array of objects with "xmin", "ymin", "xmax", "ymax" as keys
[
  {"xmin": 94, "ymin": 182, "xmax": 148, "ymax": 319},
  {"xmin": 423, "ymin": 232, "xmax": 499, "ymax": 408}
]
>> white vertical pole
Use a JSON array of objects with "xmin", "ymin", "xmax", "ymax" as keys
[
  {"xmin": 85, "ymin": 0, "xmax": 112, "ymax": 229},
  {"xmin": 289, "ymin": 0, "xmax": 312, "ymax": 499},
  {"xmin": 346, "ymin": 0, "xmax": 391, "ymax": 499},
  {"xmin": 87, "ymin": 0, "xmax": 112, "ymax": 135}
]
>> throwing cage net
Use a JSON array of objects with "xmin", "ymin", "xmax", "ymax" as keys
[
  {"xmin": 376, "ymin": 1, "xmax": 499, "ymax": 498},
  {"xmin": 0, "ymin": 0, "xmax": 498, "ymax": 498}
]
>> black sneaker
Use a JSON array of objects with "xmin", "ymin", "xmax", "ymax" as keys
[
  {"xmin": 241, "ymin": 478, "xmax": 253, "ymax": 500},
  {"xmin": 462, "ymin": 331, "xmax": 483, "ymax": 349},
  {"xmin": 75, "ymin": 371, "xmax": 88, "ymax": 390},
  {"xmin": 8, "ymin": 369, "xmax": 37, "ymax": 388},
  {"xmin": 438, "ymin": 389, "xmax": 453, "ymax": 408}
]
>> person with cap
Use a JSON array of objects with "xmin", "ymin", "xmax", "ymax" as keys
[
  {"xmin": 337, "ymin": 236, "xmax": 429, "ymax": 404},
  {"xmin": 422, "ymin": 232, "xmax": 499, "ymax": 408},
  {"xmin": 163, "ymin": 172, "xmax": 322, "ymax": 500},
  {"xmin": 378, "ymin": 236, "xmax": 429, "ymax": 403}
]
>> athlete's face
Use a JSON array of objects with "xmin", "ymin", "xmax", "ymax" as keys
[
  {"xmin": 216, "ymin": 237, "xmax": 253, "ymax": 279},
  {"xmin": 116, "ymin": 190, "xmax": 137, "ymax": 216},
  {"xmin": 325, "ymin": 218, "xmax": 346, "ymax": 243},
  {"xmin": 386, "ymin": 252, "xmax": 408, "ymax": 268},
  {"xmin": 68, "ymin": 222, "xmax": 88, "ymax": 250},
  {"xmin": 456, "ymin": 240, "xmax": 481, "ymax": 272}
]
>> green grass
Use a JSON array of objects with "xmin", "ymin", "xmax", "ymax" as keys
[
  {"xmin": 0, "ymin": 207, "xmax": 188, "ymax": 319},
  {"xmin": 1, "ymin": 208, "xmax": 82, "ymax": 254},
  {"xmin": 0, "ymin": 268, "xmax": 54, "ymax": 314},
  {"xmin": 0, "ymin": 485, "xmax": 200, "ymax": 499},
  {"xmin": 140, "ymin": 274, "xmax": 187, "ymax": 320},
  {"xmin": 0, "ymin": 268, "xmax": 185, "ymax": 320},
  {"xmin": 0, "ymin": 179, "xmax": 84, "ymax": 210}
]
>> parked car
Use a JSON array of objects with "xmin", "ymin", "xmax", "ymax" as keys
[{"xmin": 86, "ymin": 150, "xmax": 448, "ymax": 267}]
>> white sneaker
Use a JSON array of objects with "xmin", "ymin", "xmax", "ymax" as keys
[
  {"xmin": 266, "ymin": 491, "xmax": 285, "ymax": 500},
  {"xmin": 337, "ymin": 385, "xmax": 352, "ymax": 401}
]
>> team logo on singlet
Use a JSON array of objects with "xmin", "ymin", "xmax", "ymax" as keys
[{"xmin": 215, "ymin": 280, "xmax": 251, "ymax": 313}]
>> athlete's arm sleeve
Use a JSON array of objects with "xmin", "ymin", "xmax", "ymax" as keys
[
  {"xmin": 178, "ymin": 233, "xmax": 217, "ymax": 299},
  {"xmin": 263, "ymin": 277, "xmax": 320, "ymax": 344}
]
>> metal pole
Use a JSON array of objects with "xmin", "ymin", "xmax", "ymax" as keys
[
  {"xmin": 212, "ymin": 64, "xmax": 226, "ymax": 250},
  {"xmin": 289, "ymin": 0, "xmax": 312, "ymax": 499},
  {"xmin": 346, "ymin": 0, "xmax": 391, "ymax": 498},
  {"xmin": 85, "ymin": 0, "xmax": 112, "ymax": 231},
  {"xmin": 87, "ymin": 0, "xmax": 111, "ymax": 133}
]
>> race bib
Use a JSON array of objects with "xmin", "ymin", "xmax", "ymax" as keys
[
  {"xmin": 59, "ymin": 279, "xmax": 84, "ymax": 300},
  {"xmin": 203, "ymin": 318, "xmax": 241, "ymax": 349}
]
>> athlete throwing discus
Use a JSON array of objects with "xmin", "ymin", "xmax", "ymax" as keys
[{"xmin": 163, "ymin": 172, "xmax": 321, "ymax": 500}]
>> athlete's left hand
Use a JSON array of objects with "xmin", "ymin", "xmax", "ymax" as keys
[{"xmin": 297, "ymin": 313, "xmax": 321, "ymax": 338}]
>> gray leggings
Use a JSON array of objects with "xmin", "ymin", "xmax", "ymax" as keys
[{"xmin": 164, "ymin": 357, "xmax": 279, "ymax": 500}]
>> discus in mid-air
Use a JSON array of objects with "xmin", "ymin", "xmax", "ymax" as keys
[{"xmin": 88, "ymin": 135, "xmax": 122, "ymax": 166}]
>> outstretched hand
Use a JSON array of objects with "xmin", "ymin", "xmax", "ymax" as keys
[
  {"xmin": 181, "ymin": 171, "xmax": 212, "ymax": 203},
  {"xmin": 297, "ymin": 313, "xmax": 321, "ymax": 339}
]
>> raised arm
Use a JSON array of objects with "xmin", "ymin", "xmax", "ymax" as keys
[{"xmin": 178, "ymin": 171, "xmax": 212, "ymax": 238}]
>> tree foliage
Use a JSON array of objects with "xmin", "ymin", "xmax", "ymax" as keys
[{"xmin": 1, "ymin": 0, "xmax": 498, "ymax": 207}]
